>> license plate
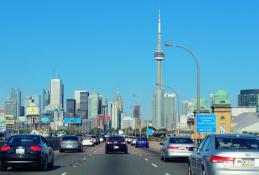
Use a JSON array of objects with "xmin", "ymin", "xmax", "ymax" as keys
[
  {"xmin": 67, "ymin": 145, "xmax": 73, "ymax": 148},
  {"xmin": 114, "ymin": 146, "xmax": 119, "ymax": 149},
  {"xmin": 16, "ymin": 148, "xmax": 25, "ymax": 155},
  {"xmin": 235, "ymin": 158, "xmax": 255, "ymax": 167}
]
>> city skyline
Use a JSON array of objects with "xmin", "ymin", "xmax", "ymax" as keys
[{"xmin": 1, "ymin": 1, "xmax": 259, "ymax": 119}]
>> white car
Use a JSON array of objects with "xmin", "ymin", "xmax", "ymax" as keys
[{"xmin": 82, "ymin": 136, "xmax": 94, "ymax": 146}]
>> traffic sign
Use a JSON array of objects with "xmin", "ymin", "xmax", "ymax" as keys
[{"xmin": 196, "ymin": 114, "xmax": 216, "ymax": 133}]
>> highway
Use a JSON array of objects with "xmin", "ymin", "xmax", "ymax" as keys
[{"xmin": 1, "ymin": 142, "xmax": 188, "ymax": 175}]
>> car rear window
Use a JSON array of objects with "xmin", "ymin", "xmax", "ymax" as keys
[
  {"xmin": 108, "ymin": 137, "xmax": 125, "ymax": 142},
  {"xmin": 62, "ymin": 136, "xmax": 78, "ymax": 141},
  {"xmin": 169, "ymin": 138, "xmax": 193, "ymax": 144},
  {"xmin": 138, "ymin": 137, "xmax": 147, "ymax": 141},
  {"xmin": 216, "ymin": 137, "xmax": 259, "ymax": 150},
  {"xmin": 7, "ymin": 136, "xmax": 40, "ymax": 144}
]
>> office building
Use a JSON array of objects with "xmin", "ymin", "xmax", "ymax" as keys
[
  {"xmin": 43, "ymin": 89, "xmax": 50, "ymax": 111},
  {"xmin": 10, "ymin": 88, "xmax": 21, "ymax": 118},
  {"xmin": 88, "ymin": 89, "xmax": 99, "ymax": 119},
  {"xmin": 133, "ymin": 105, "xmax": 141, "ymax": 118},
  {"xmin": 66, "ymin": 99, "xmax": 76, "ymax": 116},
  {"xmin": 4, "ymin": 100, "xmax": 17, "ymax": 119},
  {"xmin": 24, "ymin": 95, "xmax": 41, "ymax": 116},
  {"xmin": 50, "ymin": 79, "xmax": 63, "ymax": 109},
  {"xmin": 111, "ymin": 89, "xmax": 123, "ymax": 129},
  {"xmin": 164, "ymin": 93, "xmax": 177, "ymax": 131},
  {"xmin": 78, "ymin": 91, "xmax": 89, "ymax": 118},
  {"xmin": 238, "ymin": 89, "xmax": 259, "ymax": 112}
]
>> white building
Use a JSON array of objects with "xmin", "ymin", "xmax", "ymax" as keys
[
  {"xmin": 111, "ymin": 89, "xmax": 123, "ymax": 129},
  {"xmin": 50, "ymin": 79, "xmax": 63, "ymax": 109},
  {"xmin": 164, "ymin": 93, "xmax": 177, "ymax": 131},
  {"xmin": 74, "ymin": 90, "xmax": 87, "ymax": 113}
]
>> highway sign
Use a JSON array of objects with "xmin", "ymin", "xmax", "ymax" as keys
[
  {"xmin": 196, "ymin": 114, "xmax": 216, "ymax": 133},
  {"xmin": 64, "ymin": 117, "xmax": 81, "ymax": 124},
  {"xmin": 146, "ymin": 127, "xmax": 154, "ymax": 136}
]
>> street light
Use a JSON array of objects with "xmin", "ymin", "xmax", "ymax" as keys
[
  {"xmin": 156, "ymin": 83, "xmax": 180, "ymax": 127},
  {"xmin": 164, "ymin": 43, "xmax": 200, "ymax": 114}
]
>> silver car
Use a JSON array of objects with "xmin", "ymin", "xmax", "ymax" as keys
[
  {"xmin": 160, "ymin": 136, "xmax": 196, "ymax": 162},
  {"xmin": 59, "ymin": 135, "xmax": 83, "ymax": 152},
  {"xmin": 188, "ymin": 134, "xmax": 259, "ymax": 175}
]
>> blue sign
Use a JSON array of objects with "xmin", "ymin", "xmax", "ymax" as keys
[
  {"xmin": 196, "ymin": 114, "xmax": 216, "ymax": 133},
  {"xmin": 146, "ymin": 127, "xmax": 154, "ymax": 136},
  {"xmin": 41, "ymin": 116, "xmax": 50, "ymax": 124},
  {"xmin": 64, "ymin": 117, "xmax": 81, "ymax": 124}
]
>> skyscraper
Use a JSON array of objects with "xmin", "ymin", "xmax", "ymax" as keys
[
  {"xmin": 4, "ymin": 100, "xmax": 17, "ymax": 118},
  {"xmin": 24, "ymin": 95, "xmax": 41, "ymax": 116},
  {"xmin": 10, "ymin": 88, "xmax": 21, "ymax": 118},
  {"xmin": 50, "ymin": 79, "xmax": 63, "ymax": 109},
  {"xmin": 43, "ymin": 89, "xmax": 50, "ymax": 111},
  {"xmin": 133, "ymin": 105, "xmax": 141, "ymax": 118},
  {"xmin": 152, "ymin": 11, "xmax": 165, "ymax": 129},
  {"xmin": 111, "ymin": 89, "xmax": 123, "ymax": 129},
  {"xmin": 78, "ymin": 91, "xmax": 89, "ymax": 118},
  {"xmin": 88, "ymin": 89, "xmax": 99, "ymax": 119},
  {"xmin": 66, "ymin": 99, "xmax": 76, "ymax": 116},
  {"xmin": 74, "ymin": 90, "xmax": 87, "ymax": 113},
  {"xmin": 164, "ymin": 93, "xmax": 176, "ymax": 131}
]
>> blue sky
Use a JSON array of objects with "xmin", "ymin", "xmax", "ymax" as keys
[{"xmin": 0, "ymin": 0, "xmax": 259, "ymax": 118}]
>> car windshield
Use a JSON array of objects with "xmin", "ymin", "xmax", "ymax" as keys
[
  {"xmin": 169, "ymin": 138, "xmax": 193, "ymax": 144},
  {"xmin": 7, "ymin": 136, "xmax": 40, "ymax": 145},
  {"xmin": 62, "ymin": 136, "xmax": 78, "ymax": 141},
  {"xmin": 108, "ymin": 137, "xmax": 125, "ymax": 142},
  {"xmin": 216, "ymin": 137, "xmax": 259, "ymax": 149}
]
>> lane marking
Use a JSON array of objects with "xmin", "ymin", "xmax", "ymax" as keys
[
  {"xmin": 165, "ymin": 173, "xmax": 171, "ymax": 175},
  {"xmin": 145, "ymin": 158, "xmax": 148, "ymax": 161},
  {"xmin": 152, "ymin": 163, "xmax": 158, "ymax": 168},
  {"xmin": 61, "ymin": 172, "xmax": 67, "ymax": 175}
]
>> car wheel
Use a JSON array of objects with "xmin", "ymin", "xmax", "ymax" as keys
[
  {"xmin": 188, "ymin": 163, "xmax": 192, "ymax": 175},
  {"xmin": 201, "ymin": 168, "xmax": 206, "ymax": 175},
  {"xmin": 39, "ymin": 157, "xmax": 48, "ymax": 171},
  {"xmin": 48, "ymin": 156, "xmax": 54, "ymax": 169},
  {"xmin": 0, "ymin": 165, "xmax": 7, "ymax": 171}
]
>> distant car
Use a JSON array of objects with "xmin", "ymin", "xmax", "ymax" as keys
[
  {"xmin": 188, "ymin": 134, "xmax": 259, "ymax": 175},
  {"xmin": 131, "ymin": 137, "xmax": 137, "ymax": 146},
  {"xmin": 82, "ymin": 136, "xmax": 94, "ymax": 147},
  {"xmin": 136, "ymin": 137, "xmax": 149, "ymax": 148},
  {"xmin": 0, "ymin": 134, "xmax": 54, "ymax": 171},
  {"xmin": 59, "ymin": 135, "xmax": 83, "ymax": 152},
  {"xmin": 91, "ymin": 135, "xmax": 100, "ymax": 145},
  {"xmin": 160, "ymin": 136, "xmax": 195, "ymax": 162},
  {"xmin": 105, "ymin": 136, "xmax": 128, "ymax": 154}
]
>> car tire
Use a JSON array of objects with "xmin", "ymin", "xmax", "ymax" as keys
[
  {"xmin": 0, "ymin": 165, "xmax": 7, "ymax": 171},
  {"xmin": 39, "ymin": 157, "xmax": 48, "ymax": 171},
  {"xmin": 188, "ymin": 163, "xmax": 192, "ymax": 175}
]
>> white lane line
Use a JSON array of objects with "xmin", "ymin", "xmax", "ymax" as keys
[
  {"xmin": 152, "ymin": 163, "xmax": 158, "ymax": 168},
  {"xmin": 61, "ymin": 172, "xmax": 67, "ymax": 175},
  {"xmin": 144, "ymin": 158, "xmax": 148, "ymax": 161},
  {"xmin": 165, "ymin": 173, "xmax": 171, "ymax": 175}
]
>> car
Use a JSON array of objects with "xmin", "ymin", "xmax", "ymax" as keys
[
  {"xmin": 160, "ymin": 136, "xmax": 195, "ymax": 162},
  {"xmin": 127, "ymin": 136, "xmax": 133, "ymax": 144},
  {"xmin": 0, "ymin": 134, "xmax": 54, "ymax": 171},
  {"xmin": 188, "ymin": 134, "xmax": 259, "ymax": 175},
  {"xmin": 105, "ymin": 136, "xmax": 128, "ymax": 154},
  {"xmin": 59, "ymin": 135, "xmax": 83, "ymax": 152},
  {"xmin": 136, "ymin": 137, "xmax": 149, "ymax": 148},
  {"xmin": 91, "ymin": 135, "xmax": 100, "ymax": 145},
  {"xmin": 82, "ymin": 136, "xmax": 94, "ymax": 147},
  {"xmin": 131, "ymin": 137, "xmax": 137, "ymax": 146}
]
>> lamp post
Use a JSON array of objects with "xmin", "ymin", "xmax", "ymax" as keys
[
  {"xmin": 164, "ymin": 43, "xmax": 200, "ymax": 114},
  {"xmin": 156, "ymin": 83, "xmax": 180, "ymax": 128}
]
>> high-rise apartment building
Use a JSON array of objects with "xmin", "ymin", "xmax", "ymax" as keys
[
  {"xmin": 238, "ymin": 89, "xmax": 259, "ymax": 112},
  {"xmin": 50, "ymin": 79, "xmax": 63, "ymax": 109}
]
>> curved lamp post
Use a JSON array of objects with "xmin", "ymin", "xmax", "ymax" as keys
[{"xmin": 164, "ymin": 43, "xmax": 200, "ymax": 114}]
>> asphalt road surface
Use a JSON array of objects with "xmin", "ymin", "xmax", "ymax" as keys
[{"xmin": 1, "ymin": 142, "xmax": 188, "ymax": 175}]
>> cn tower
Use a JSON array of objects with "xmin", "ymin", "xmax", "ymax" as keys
[{"xmin": 152, "ymin": 10, "xmax": 165, "ymax": 129}]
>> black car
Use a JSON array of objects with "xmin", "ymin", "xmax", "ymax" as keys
[
  {"xmin": 105, "ymin": 136, "xmax": 128, "ymax": 154},
  {"xmin": 0, "ymin": 134, "xmax": 54, "ymax": 171}
]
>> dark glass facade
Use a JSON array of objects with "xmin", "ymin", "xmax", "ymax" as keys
[{"xmin": 238, "ymin": 89, "xmax": 259, "ymax": 112}]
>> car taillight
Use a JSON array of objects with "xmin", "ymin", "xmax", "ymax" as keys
[
  {"xmin": 30, "ymin": 145, "xmax": 42, "ymax": 152},
  {"xmin": 210, "ymin": 155, "xmax": 234, "ymax": 163},
  {"xmin": 120, "ymin": 141, "xmax": 126, "ymax": 144},
  {"xmin": 107, "ymin": 141, "xmax": 113, "ymax": 144},
  {"xmin": 0, "ymin": 145, "xmax": 11, "ymax": 152},
  {"xmin": 168, "ymin": 146, "xmax": 179, "ymax": 150}
]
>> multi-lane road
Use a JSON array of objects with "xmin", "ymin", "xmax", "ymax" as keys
[{"xmin": 1, "ymin": 142, "xmax": 188, "ymax": 175}]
